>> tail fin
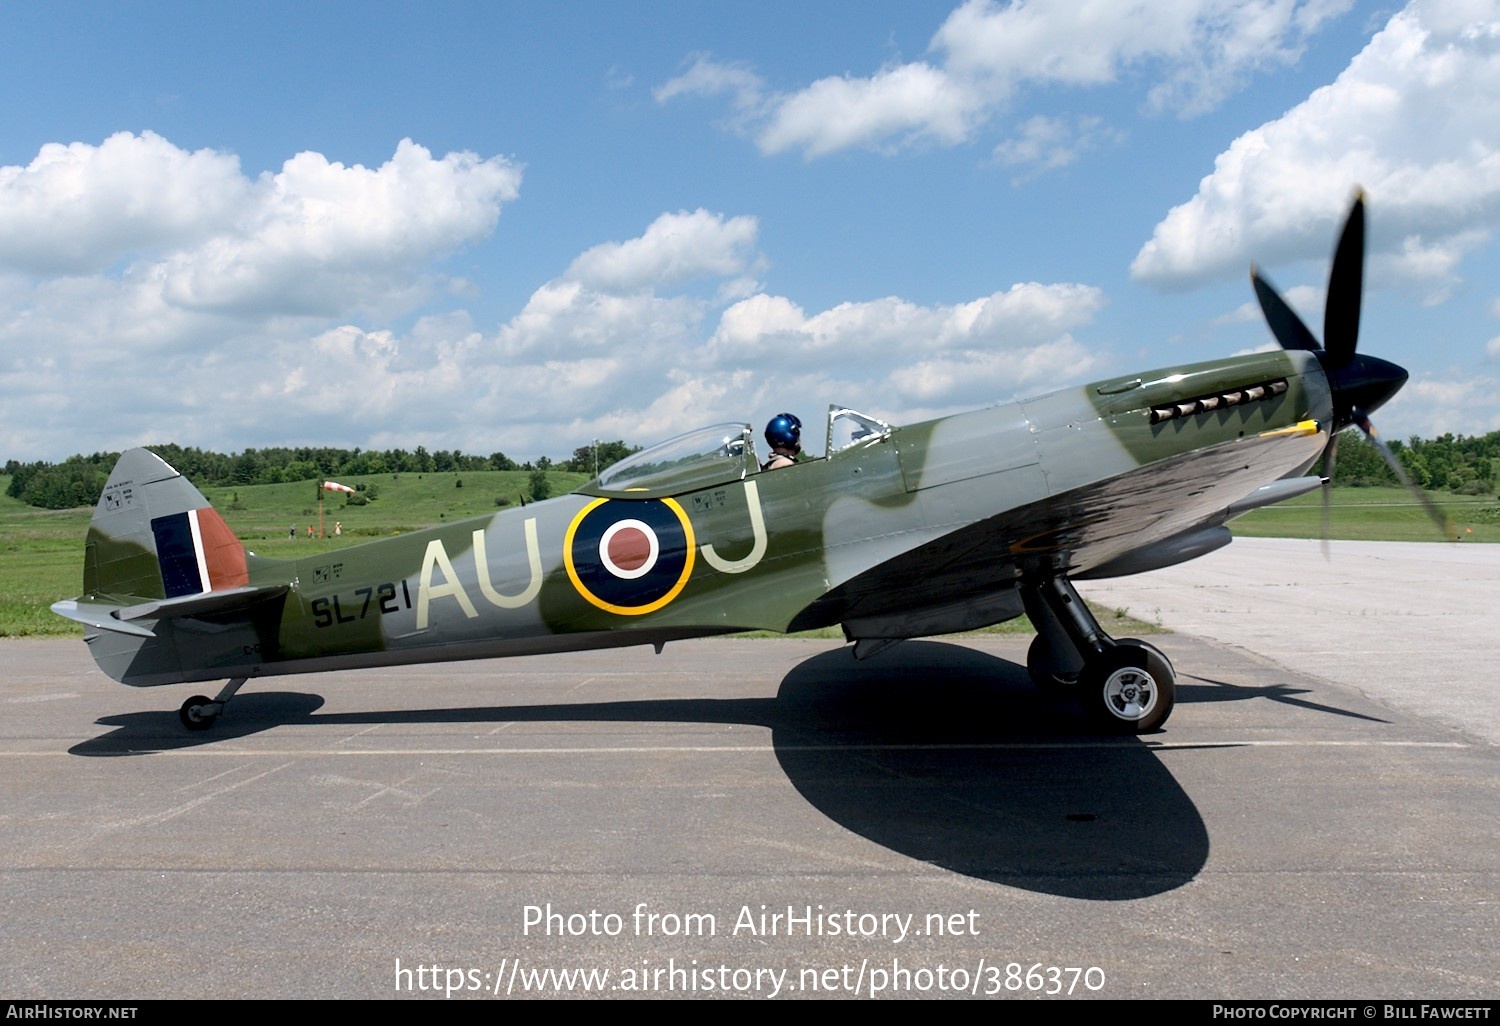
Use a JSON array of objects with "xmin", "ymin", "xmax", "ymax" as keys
[
  {"xmin": 54, "ymin": 449, "xmax": 290, "ymax": 685},
  {"xmin": 81, "ymin": 448, "xmax": 249, "ymax": 600}
]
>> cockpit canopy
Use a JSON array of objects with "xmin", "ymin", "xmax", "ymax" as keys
[
  {"xmin": 574, "ymin": 407, "xmax": 894, "ymax": 499},
  {"xmin": 578, "ymin": 424, "xmax": 758, "ymax": 498},
  {"xmin": 826, "ymin": 407, "xmax": 891, "ymax": 455}
]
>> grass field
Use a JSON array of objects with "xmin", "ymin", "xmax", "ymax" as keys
[
  {"xmin": 0, "ymin": 468, "xmax": 586, "ymax": 637},
  {"xmin": 1229, "ymin": 486, "xmax": 1498, "ymax": 542},
  {"xmin": 2, "ymin": 471, "xmax": 1491, "ymax": 638},
  {"xmin": 0, "ymin": 495, "xmax": 90, "ymax": 638}
]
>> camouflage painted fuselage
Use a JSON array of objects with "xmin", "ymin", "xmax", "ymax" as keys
[{"xmin": 67, "ymin": 349, "xmax": 1330, "ymax": 689}]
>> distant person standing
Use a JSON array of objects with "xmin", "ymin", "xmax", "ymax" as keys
[{"xmin": 290, "ymin": 523, "xmax": 296, "ymax": 540}]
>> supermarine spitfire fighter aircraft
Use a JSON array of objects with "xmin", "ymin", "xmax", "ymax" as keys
[{"xmin": 56, "ymin": 195, "xmax": 1421, "ymax": 734}]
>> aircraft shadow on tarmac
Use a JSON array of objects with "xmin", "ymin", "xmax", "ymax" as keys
[
  {"xmin": 766, "ymin": 642, "xmax": 1210, "ymax": 900},
  {"xmin": 72, "ymin": 639, "xmax": 1391, "ymax": 900},
  {"xmin": 1178, "ymin": 675, "xmax": 1389, "ymax": 723}
]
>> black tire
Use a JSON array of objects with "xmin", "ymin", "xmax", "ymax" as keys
[
  {"xmin": 1116, "ymin": 637, "xmax": 1174, "ymax": 683},
  {"xmin": 179, "ymin": 695, "xmax": 218, "ymax": 731},
  {"xmin": 1082, "ymin": 646, "xmax": 1175, "ymax": 734}
]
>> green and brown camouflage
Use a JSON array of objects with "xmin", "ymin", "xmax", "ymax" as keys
[
  {"xmin": 54, "ymin": 350, "xmax": 1327, "ymax": 678},
  {"xmin": 52, "ymin": 195, "xmax": 1408, "ymax": 734}
]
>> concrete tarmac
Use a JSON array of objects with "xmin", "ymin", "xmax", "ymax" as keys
[
  {"xmin": 2, "ymin": 543, "xmax": 1497, "ymax": 1000},
  {"xmin": 1078, "ymin": 538, "xmax": 1500, "ymax": 745}
]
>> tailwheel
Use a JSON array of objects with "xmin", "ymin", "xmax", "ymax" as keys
[
  {"xmin": 179, "ymin": 695, "xmax": 221, "ymax": 731},
  {"xmin": 176, "ymin": 677, "xmax": 247, "ymax": 732},
  {"xmin": 1082, "ymin": 646, "xmax": 1175, "ymax": 734}
]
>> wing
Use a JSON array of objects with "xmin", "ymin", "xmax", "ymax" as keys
[{"xmin": 796, "ymin": 421, "xmax": 1324, "ymax": 640}]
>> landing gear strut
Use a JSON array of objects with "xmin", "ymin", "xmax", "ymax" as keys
[
  {"xmin": 178, "ymin": 677, "xmax": 248, "ymax": 731},
  {"xmin": 1021, "ymin": 577, "xmax": 1176, "ymax": 733}
]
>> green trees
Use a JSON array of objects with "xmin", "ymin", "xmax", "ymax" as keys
[
  {"xmin": 1328, "ymin": 430, "xmax": 1497, "ymax": 494},
  {"xmin": 527, "ymin": 468, "xmax": 551, "ymax": 501},
  {"xmin": 4, "ymin": 456, "xmax": 113, "ymax": 509},
  {"xmin": 564, "ymin": 440, "xmax": 641, "ymax": 475},
  {"xmin": 6, "ymin": 444, "xmax": 537, "ymax": 507},
  {"xmin": 16, "ymin": 428, "xmax": 1473, "ymax": 508}
]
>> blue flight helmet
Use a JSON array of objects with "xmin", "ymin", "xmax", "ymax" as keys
[{"xmin": 765, "ymin": 412, "xmax": 802, "ymax": 452}]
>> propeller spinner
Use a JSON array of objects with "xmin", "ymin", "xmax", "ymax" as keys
[{"xmin": 1250, "ymin": 191, "xmax": 1450, "ymax": 541}]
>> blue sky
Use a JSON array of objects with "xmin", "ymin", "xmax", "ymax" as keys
[{"xmin": 2, "ymin": 0, "xmax": 1497, "ymax": 462}]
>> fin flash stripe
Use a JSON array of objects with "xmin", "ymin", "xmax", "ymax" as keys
[{"xmin": 150, "ymin": 508, "xmax": 249, "ymax": 597}]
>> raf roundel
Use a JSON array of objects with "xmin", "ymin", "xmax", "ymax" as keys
[{"xmin": 564, "ymin": 498, "xmax": 696, "ymax": 615}]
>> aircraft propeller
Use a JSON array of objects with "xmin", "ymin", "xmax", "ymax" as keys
[{"xmin": 1250, "ymin": 191, "xmax": 1452, "ymax": 545}]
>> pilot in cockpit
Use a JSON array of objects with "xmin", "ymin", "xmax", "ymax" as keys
[{"xmin": 762, "ymin": 413, "xmax": 802, "ymax": 470}]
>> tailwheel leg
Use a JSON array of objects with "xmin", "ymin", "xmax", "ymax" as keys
[
  {"xmin": 178, "ymin": 677, "xmax": 248, "ymax": 732},
  {"xmin": 1021, "ymin": 576, "xmax": 1176, "ymax": 733}
]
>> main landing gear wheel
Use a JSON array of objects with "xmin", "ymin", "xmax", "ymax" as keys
[
  {"xmin": 1116, "ymin": 637, "xmax": 1174, "ymax": 685},
  {"xmin": 179, "ymin": 695, "xmax": 220, "ymax": 731},
  {"xmin": 1082, "ymin": 647, "xmax": 1175, "ymax": 734}
]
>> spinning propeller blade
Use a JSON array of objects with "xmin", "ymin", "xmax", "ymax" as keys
[
  {"xmin": 1252, "ymin": 268, "xmax": 1321, "ymax": 352},
  {"xmin": 1323, "ymin": 191, "xmax": 1365, "ymax": 368},
  {"xmin": 1320, "ymin": 432, "xmax": 1339, "ymax": 561},
  {"xmin": 1251, "ymin": 192, "xmax": 1447, "ymax": 545},
  {"xmin": 1351, "ymin": 412, "xmax": 1455, "ymax": 540}
]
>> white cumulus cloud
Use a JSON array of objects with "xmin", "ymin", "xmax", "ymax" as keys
[
  {"xmin": 757, "ymin": 61, "xmax": 983, "ymax": 158},
  {"xmin": 661, "ymin": 0, "xmax": 1350, "ymax": 159},
  {"xmin": 564, "ymin": 209, "xmax": 760, "ymax": 293},
  {"xmin": 706, "ymin": 281, "xmax": 1104, "ymax": 413},
  {"xmin": 1132, "ymin": 0, "xmax": 1500, "ymax": 290},
  {"xmin": 0, "ymin": 159, "xmax": 1109, "ymax": 461},
  {"xmin": 0, "ymin": 131, "xmax": 249, "ymax": 274},
  {"xmin": 0, "ymin": 133, "xmax": 521, "ymax": 322},
  {"xmin": 1386, "ymin": 373, "xmax": 1500, "ymax": 436},
  {"xmin": 0, "ymin": 134, "xmax": 525, "ymax": 457},
  {"xmin": 158, "ymin": 138, "xmax": 522, "ymax": 317}
]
